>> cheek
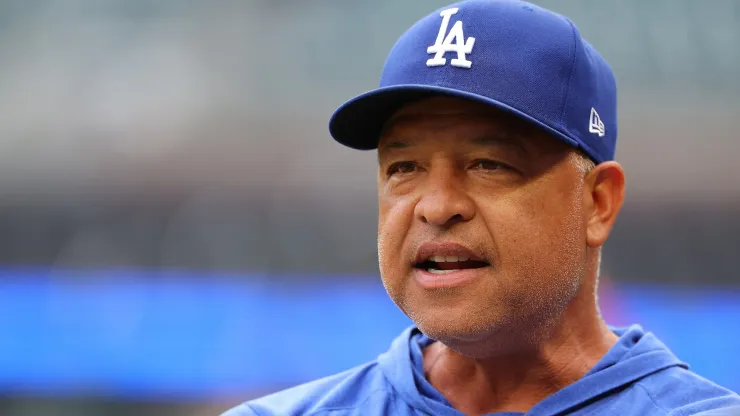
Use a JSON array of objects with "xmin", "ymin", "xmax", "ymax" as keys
[
  {"xmin": 488, "ymin": 185, "xmax": 586, "ymax": 277},
  {"xmin": 377, "ymin": 195, "xmax": 416, "ymax": 274}
]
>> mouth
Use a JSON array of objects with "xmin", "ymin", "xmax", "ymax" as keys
[
  {"xmin": 412, "ymin": 241, "xmax": 491, "ymax": 278},
  {"xmin": 413, "ymin": 256, "xmax": 490, "ymax": 274}
]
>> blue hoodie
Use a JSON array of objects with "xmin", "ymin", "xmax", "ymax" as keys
[{"xmin": 223, "ymin": 325, "xmax": 740, "ymax": 415}]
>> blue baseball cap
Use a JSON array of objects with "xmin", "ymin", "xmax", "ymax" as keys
[{"xmin": 328, "ymin": 0, "xmax": 617, "ymax": 163}]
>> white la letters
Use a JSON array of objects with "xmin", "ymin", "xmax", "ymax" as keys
[{"xmin": 426, "ymin": 8, "xmax": 476, "ymax": 69}]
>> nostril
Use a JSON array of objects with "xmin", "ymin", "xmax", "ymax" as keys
[{"xmin": 443, "ymin": 213, "xmax": 465, "ymax": 227}]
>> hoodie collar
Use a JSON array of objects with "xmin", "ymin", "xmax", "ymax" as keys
[
  {"xmin": 528, "ymin": 325, "xmax": 688, "ymax": 415},
  {"xmin": 378, "ymin": 325, "xmax": 687, "ymax": 416}
]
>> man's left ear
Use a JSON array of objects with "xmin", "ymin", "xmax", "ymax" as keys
[{"xmin": 585, "ymin": 161, "xmax": 625, "ymax": 247}]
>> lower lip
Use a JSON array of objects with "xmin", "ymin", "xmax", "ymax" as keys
[{"xmin": 413, "ymin": 267, "xmax": 485, "ymax": 289}]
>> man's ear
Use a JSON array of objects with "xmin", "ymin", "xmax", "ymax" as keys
[{"xmin": 585, "ymin": 161, "xmax": 625, "ymax": 248}]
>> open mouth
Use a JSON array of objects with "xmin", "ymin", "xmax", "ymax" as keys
[{"xmin": 414, "ymin": 256, "xmax": 489, "ymax": 275}]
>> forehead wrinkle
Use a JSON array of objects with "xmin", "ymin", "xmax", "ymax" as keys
[
  {"xmin": 471, "ymin": 129, "xmax": 532, "ymax": 158},
  {"xmin": 379, "ymin": 115, "xmax": 535, "ymax": 158}
]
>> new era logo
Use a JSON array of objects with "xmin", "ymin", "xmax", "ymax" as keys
[{"xmin": 589, "ymin": 108, "xmax": 605, "ymax": 137}]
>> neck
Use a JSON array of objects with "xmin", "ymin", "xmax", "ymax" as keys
[{"xmin": 422, "ymin": 277, "xmax": 618, "ymax": 415}]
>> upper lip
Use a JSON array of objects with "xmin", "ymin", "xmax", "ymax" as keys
[{"xmin": 413, "ymin": 242, "xmax": 489, "ymax": 265}]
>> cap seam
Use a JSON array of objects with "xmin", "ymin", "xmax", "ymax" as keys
[{"xmin": 559, "ymin": 17, "xmax": 579, "ymax": 137}]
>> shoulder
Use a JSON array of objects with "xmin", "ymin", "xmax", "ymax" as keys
[
  {"xmin": 220, "ymin": 360, "xmax": 395, "ymax": 416},
  {"xmin": 635, "ymin": 366, "xmax": 740, "ymax": 415}
]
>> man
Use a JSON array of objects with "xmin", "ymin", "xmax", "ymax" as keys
[{"xmin": 225, "ymin": 1, "xmax": 740, "ymax": 415}]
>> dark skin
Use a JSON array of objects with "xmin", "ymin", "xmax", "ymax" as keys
[{"xmin": 376, "ymin": 97, "xmax": 625, "ymax": 415}]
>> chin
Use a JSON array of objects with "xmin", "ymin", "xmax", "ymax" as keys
[
  {"xmin": 410, "ymin": 305, "xmax": 556, "ymax": 358},
  {"xmin": 412, "ymin": 307, "xmax": 502, "ymax": 342}
]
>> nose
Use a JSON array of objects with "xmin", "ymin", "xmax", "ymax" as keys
[{"xmin": 414, "ymin": 169, "xmax": 475, "ymax": 228}]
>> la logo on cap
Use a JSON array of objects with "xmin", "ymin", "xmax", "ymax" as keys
[{"xmin": 426, "ymin": 8, "xmax": 476, "ymax": 69}]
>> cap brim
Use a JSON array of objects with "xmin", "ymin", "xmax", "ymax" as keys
[{"xmin": 328, "ymin": 84, "xmax": 580, "ymax": 150}]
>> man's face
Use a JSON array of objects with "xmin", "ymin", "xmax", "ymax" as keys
[{"xmin": 377, "ymin": 97, "xmax": 591, "ymax": 353}]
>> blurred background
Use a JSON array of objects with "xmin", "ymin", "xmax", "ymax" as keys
[{"xmin": 0, "ymin": 0, "xmax": 738, "ymax": 415}]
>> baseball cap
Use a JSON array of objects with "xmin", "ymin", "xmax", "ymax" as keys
[{"xmin": 328, "ymin": 0, "xmax": 617, "ymax": 163}]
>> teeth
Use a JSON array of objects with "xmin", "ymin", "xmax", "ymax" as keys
[
  {"xmin": 428, "ymin": 255, "xmax": 469, "ymax": 263},
  {"xmin": 428, "ymin": 269, "xmax": 460, "ymax": 275}
]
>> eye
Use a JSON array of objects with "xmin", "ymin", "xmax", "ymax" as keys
[
  {"xmin": 387, "ymin": 161, "xmax": 418, "ymax": 177},
  {"xmin": 471, "ymin": 159, "xmax": 505, "ymax": 171}
]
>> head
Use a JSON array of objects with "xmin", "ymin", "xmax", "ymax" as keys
[
  {"xmin": 376, "ymin": 96, "xmax": 624, "ymax": 356},
  {"xmin": 327, "ymin": 0, "xmax": 622, "ymax": 356}
]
